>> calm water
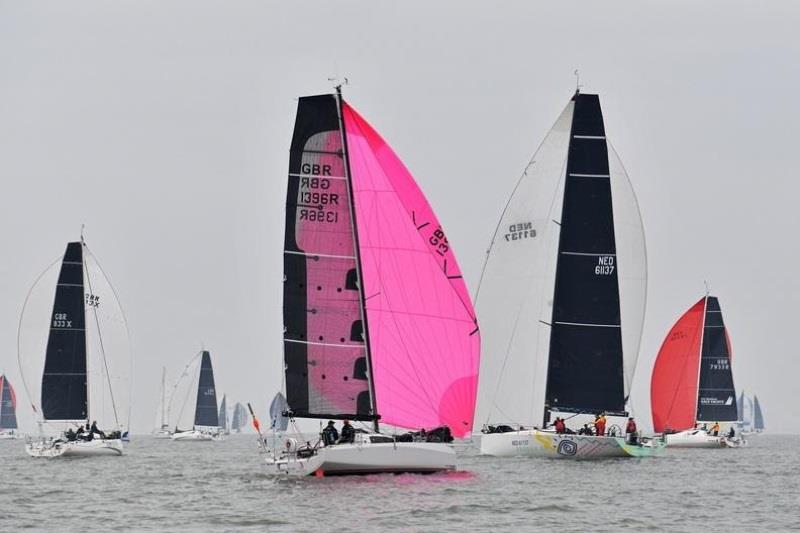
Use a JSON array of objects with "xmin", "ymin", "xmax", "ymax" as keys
[{"xmin": 1, "ymin": 434, "xmax": 798, "ymax": 532}]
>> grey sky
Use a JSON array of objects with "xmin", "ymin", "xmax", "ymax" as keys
[{"xmin": 1, "ymin": 1, "xmax": 798, "ymax": 433}]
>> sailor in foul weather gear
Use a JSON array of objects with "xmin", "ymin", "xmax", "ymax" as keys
[
  {"xmin": 727, "ymin": 426, "xmax": 735, "ymax": 439},
  {"xmin": 339, "ymin": 420, "xmax": 355, "ymax": 444},
  {"xmin": 710, "ymin": 422, "xmax": 720, "ymax": 436},
  {"xmin": 578, "ymin": 424, "xmax": 593, "ymax": 436},
  {"xmin": 625, "ymin": 418, "xmax": 638, "ymax": 445},
  {"xmin": 554, "ymin": 417, "xmax": 566, "ymax": 434},
  {"xmin": 594, "ymin": 414, "xmax": 607, "ymax": 437},
  {"xmin": 322, "ymin": 420, "xmax": 339, "ymax": 446}
]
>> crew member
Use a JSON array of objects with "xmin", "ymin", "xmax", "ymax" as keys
[
  {"xmin": 339, "ymin": 419, "xmax": 355, "ymax": 444},
  {"xmin": 554, "ymin": 417, "xmax": 566, "ymax": 434},
  {"xmin": 625, "ymin": 417, "xmax": 638, "ymax": 445},
  {"xmin": 322, "ymin": 420, "xmax": 339, "ymax": 446},
  {"xmin": 594, "ymin": 413, "xmax": 607, "ymax": 437},
  {"xmin": 711, "ymin": 422, "xmax": 721, "ymax": 436},
  {"xmin": 727, "ymin": 426, "xmax": 735, "ymax": 439},
  {"xmin": 90, "ymin": 420, "xmax": 106, "ymax": 439}
]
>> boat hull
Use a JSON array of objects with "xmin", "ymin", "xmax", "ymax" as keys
[
  {"xmin": 26, "ymin": 438, "xmax": 124, "ymax": 458},
  {"xmin": 0, "ymin": 431, "xmax": 20, "ymax": 440},
  {"xmin": 665, "ymin": 430, "xmax": 744, "ymax": 448},
  {"xmin": 264, "ymin": 441, "xmax": 457, "ymax": 477},
  {"xmin": 480, "ymin": 429, "xmax": 665, "ymax": 459},
  {"xmin": 171, "ymin": 429, "xmax": 221, "ymax": 442}
]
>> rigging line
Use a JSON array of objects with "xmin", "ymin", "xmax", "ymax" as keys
[
  {"xmin": 16, "ymin": 253, "xmax": 63, "ymax": 417},
  {"xmin": 83, "ymin": 247, "xmax": 120, "ymax": 427},
  {"xmin": 169, "ymin": 351, "xmax": 203, "ymax": 429}
]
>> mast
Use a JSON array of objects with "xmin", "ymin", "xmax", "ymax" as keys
[
  {"xmin": 161, "ymin": 366, "xmax": 166, "ymax": 427},
  {"xmin": 693, "ymin": 294, "xmax": 709, "ymax": 426},
  {"xmin": 334, "ymin": 85, "xmax": 380, "ymax": 433}
]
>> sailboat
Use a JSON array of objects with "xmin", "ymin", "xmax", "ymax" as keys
[
  {"xmin": 476, "ymin": 90, "xmax": 664, "ymax": 459},
  {"xmin": 18, "ymin": 238, "xmax": 131, "ymax": 457},
  {"xmin": 231, "ymin": 402, "xmax": 247, "ymax": 433},
  {"xmin": 269, "ymin": 392, "xmax": 288, "ymax": 432},
  {"xmin": 263, "ymin": 86, "xmax": 480, "ymax": 476},
  {"xmin": 153, "ymin": 366, "xmax": 172, "ymax": 438},
  {"xmin": 651, "ymin": 294, "xmax": 744, "ymax": 448},
  {"xmin": 171, "ymin": 350, "xmax": 222, "ymax": 441},
  {"xmin": 218, "ymin": 394, "xmax": 230, "ymax": 435},
  {"xmin": 753, "ymin": 395, "xmax": 765, "ymax": 434},
  {"xmin": 0, "ymin": 374, "xmax": 19, "ymax": 439},
  {"xmin": 737, "ymin": 392, "xmax": 765, "ymax": 435}
]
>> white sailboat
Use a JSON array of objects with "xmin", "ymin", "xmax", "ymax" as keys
[
  {"xmin": 170, "ymin": 350, "xmax": 223, "ymax": 442},
  {"xmin": 651, "ymin": 295, "xmax": 746, "ymax": 448},
  {"xmin": 18, "ymin": 237, "xmax": 131, "ymax": 457},
  {"xmin": 475, "ymin": 90, "xmax": 664, "ymax": 459},
  {"xmin": 262, "ymin": 87, "xmax": 480, "ymax": 476},
  {"xmin": 153, "ymin": 366, "xmax": 172, "ymax": 438}
]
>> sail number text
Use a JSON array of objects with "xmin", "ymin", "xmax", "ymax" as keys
[
  {"xmin": 595, "ymin": 256, "xmax": 615, "ymax": 276},
  {"xmin": 298, "ymin": 177, "xmax": 340, "ymax": 223},
  {"xmin": 52, "ymin": 313, "xmax": 72, "ymax": 328},
  {"xmin": 429, "ymin": 227, "xmax": 449, "ymax": 256},
  {"xmin": 505, "ymin": 222, "xmax": 536, "ymax": 242}
]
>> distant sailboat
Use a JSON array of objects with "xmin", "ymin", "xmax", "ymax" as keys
[
  {"xmin": 269, "ymin": 392, "xmax": 289, "ymax": 432},
  {"xmin": 18, "ymin": 238, "xmax": 131, "ymax": 457},
  {"xmin": 153, "ymin": 366, "xmax": 172, "ymax": 438},
  {"xmin": 476, "ymin": 90, "xmax": 663, "ymax": 458},
  {"xmin": 651, "ymin": 294, "xmax": 744, "ymax": 447},
  {"xmin": 231, "ymin": 402, "xmax": 247, "ymax": 433},
  {"xmin": 219, "ymin": 394, "xmax": 230, "ymax": 435},
  {"xmin": 171, "ymin": 350, "xmax": 222, "ymax": 441},
  {"xmin": 263, "ymin": 86, "xmax": 480, "ymax": 476},
  {"xmin": 0, "ymin": 374, "xmax": 19, "ymax": 439},
  {"xmin": 737, "ymin": 391, "xmax": 765, "ymax": 435}
]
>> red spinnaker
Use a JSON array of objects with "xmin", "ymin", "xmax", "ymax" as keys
[{"xmin": 650, "ymin": 298, "xmax": 705, "ymax": 433}]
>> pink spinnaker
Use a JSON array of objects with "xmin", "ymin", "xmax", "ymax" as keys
[{"xmin": 343, "ymin": 103, "xmax": 480, "ymax": 437}]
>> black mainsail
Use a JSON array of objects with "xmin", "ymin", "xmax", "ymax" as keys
[
  {"xmin": 42, "ymin": 242, "xmax": 88, "ymax": 421},
  {"xmin": 282, "ymin": 93, "xmax": 375, "ymax": 422},
  {"xmin": 544, "ymin": 92, "xmax": 625, "ymax": 420},
  {"xmin": 194, "ymin": 351, "xmax": 219, "ymax": 428},
  {"xmin": 696, "ymin": 297, "xmax": 738, "ymax": 423}
]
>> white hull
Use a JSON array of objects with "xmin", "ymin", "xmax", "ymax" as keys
[
  {"xmin": 264, "ymin": 435, "xmax": 456, "ymax": 477},
  {"xmin": 0, "ymin": 431, "xmax": 21, "ymax": 440},
  {"xmin": 171, "ymin": 429, "xmax": 221, "ymax": 441},
  {"xmin": 480, "ymin": 429, "xmax": 665, "ymax": 459},
  {"xmin": 26, "ymin": 438, "xmax": 124, "ymax": 458},
  {"xmin": 665, "ymin": 430, "xmax": 727, "ymax": 448}
]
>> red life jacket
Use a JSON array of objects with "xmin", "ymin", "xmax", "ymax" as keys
[{"xmin": 626, "ymin": 421, "xmax": 637, "ymax": 433}]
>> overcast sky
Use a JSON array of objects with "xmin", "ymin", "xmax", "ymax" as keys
[{"xmin": 1, "ymin": 1, "xmax": 798, "ymax": 434}]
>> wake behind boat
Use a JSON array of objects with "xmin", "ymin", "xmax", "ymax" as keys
[
  {"xmin": 475, "ymin": 90, "xmax": 663, "ymax": 459},
  {"xmin": 651, "ymin": 294, "xmax": 746, "ymax": 448},
  {"xmin": 17, "ymin": 237, "xmax": 131, "ymax": 458},
  {"xmin": 262, "ymin": 86, "xmax": 480, "ymax": 476},
  {"xmin": 170, "ymin": 350, "xmax": 223, "ymax": 442}
]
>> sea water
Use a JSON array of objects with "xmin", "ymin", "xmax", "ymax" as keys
[{"xmin": 1, "ymin": 434, "xmax": 797, "ymax": 531}]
